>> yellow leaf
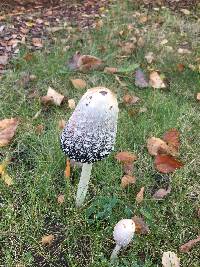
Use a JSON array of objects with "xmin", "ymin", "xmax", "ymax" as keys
[{"xmin": 1, "ymin": 172, "xmax": 13, "ymax": 186}]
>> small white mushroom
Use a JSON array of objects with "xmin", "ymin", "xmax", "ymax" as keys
[
  {"xmin": 61, "ymin": 87, "xmax": 118, "ymax": 207},
  {"xmin": 111, "ymin": 219, "xmax": 135, "ymax": 261}
]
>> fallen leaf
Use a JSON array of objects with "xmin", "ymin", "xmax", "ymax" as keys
[
  {"xmin": 123, "ymin": 94, "xmax": 140, "ymax": 105},
  {"xmin": 145, "ymin": 52, "xmax": 154, "ymax": 64},
  {"xmin": 196, "ymin": 93, "xmax": 200, "ymax": 101},
  {"xmin": 179, "ymin": 236, "xmax": 200, "ymax": 253},
  {"xmin": 41, "ymin": 234, "xmax": 54, "ymax": 246},
  {"xmin": 180, "ymin": 9, "xmax": 190, "ymax": 15},
  {"xmin": 149, "ymin": 71, "xmax": 166, "ymax": 88},
  {"xmin": 139, "ymin": 15, "xmax": 148, "ymax": 24},
  {"xmin": 136, "ymin": 186, "xmax": 145, "ymax": 203},
  {"xmin": 57, "ymin": 194, "xmax": 65, "ymax": 204},
  {"xmin": 65, "ymin": 160, "xmax": 70, "ymax": 178},
  {"xmin": 104, "ymin": 67, "xmax": 118, "ymax": 74},
  {"xmin": 177, "ymin": 64, "xmax": 185, "ymax": 72},
  {"xmin": 70, "ymin": 78, "xmax": 87, "ymax": 89},
  {"xmin": 115, "ymin": 151, "xmax": 137, "ymax": 163},
  {"xmin": 162, "ymin": 251, "xmax": 180, "ymax": 267},
  {"xmin": 160, "ymin": 39, "xmax": 168, "ymax": 46},
  {"xmin": 58, "ymin": 120, "xmax": 66, "ymax": 130},
  {"xmin": 135, "ymin": 69, "xmax": 149, "ymax": 88},
  {"xmin": 68, "ymin": 99, "xmax": 76, "ymax": 109},
  {"xmin": 68, "ymin": 52, "xmax": 103, "ymax": 71},
  {"xmin": 121, "ymin": 175, "xmax": 136, "ymax": 188},
  {"xmin": 132, "ymin": 216, "xmax": 150, "ymax": 235},
  {"xmin": 137, "ymin": 37, "xmax": 145, "ymax": 48},
  {"xmin": 35, "ymin": 124, "xmax": 44, "ymax": 135},
  {"xmin": 23, "ymin": 53, "xmax": 34, "ymax": 61},
  {"xmin": 0, "ymin": 158, "xmax": 13, "ymax": 186},
  {"xmin": 32, "ymin": 38, "xmax": 43, "ymax": 48},
  {"xmin": 123, "ymin": 162, "xmax": 134, "ymax": 175},
  {"xmin": 0, "ymin": 118, "xmax": 19, "ymax": 147},
  {"xmin": 41, "ymin": 87, "xmax": 64, "ymax": 106},
  {"xmin": 0, "ymin": 54, "xmax": 8, "ymax": 65},
  {"xmin": 153, "ymin": 187, "xmax": 171, "ymax": 200},
  {"xmin": 163, "ymin": 129, "xmax": 180, "ymax": 153},
  {"xmin": 121, "ymin": 42, "xmax": 135, "ymax": 55},
  {"xmin": 147, "ymin": 137, "xmax": 171, "ymax": 156},
  {"xmin": 178, "ymin": 48, "xmax": 191, "ymax": 54},
  {"xmin": 155, "ymin": 155, "xmax": 183, "ymax": 173}
]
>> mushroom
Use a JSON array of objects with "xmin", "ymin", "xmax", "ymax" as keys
[
  {"xmin": 111, "ymin": 219, "xmax": 135, "ymax": 260},
  {"xmin": 60, "ymin": 87, "xmax": 118, "ymax": 207}
]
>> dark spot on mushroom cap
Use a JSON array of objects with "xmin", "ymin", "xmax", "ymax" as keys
[
  {"xmin": 109, "ymin": 106, "xmax": 113, "ymax": 110},
  {"xmin": 89, "ymin": 96, "xmax": 92, "ymax": 99},
  {"xmin": 99, "ymin": 90, "xmax": 107, "ymax": 96}
]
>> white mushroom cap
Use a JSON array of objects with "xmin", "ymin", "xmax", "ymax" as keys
[
  {"xmin": 61, "ymin": 87, "xmax": 118, "ymax": 163},
  {"xmin": 113, "ymin": 219, "xmax": 135, "ymax": 247}
]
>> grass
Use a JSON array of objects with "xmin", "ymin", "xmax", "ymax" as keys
[{"xmin": 0, "ymin": 1, "xmax": 200, "ymax": 266}]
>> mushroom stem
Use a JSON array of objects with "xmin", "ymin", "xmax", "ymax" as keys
[
  {"xmin": 110, "ymin": 244, "xmax": 122, "ymax": 261},
  {"xmin": 76, "ymin": 163, "xmax": 93, "ymax": 207}
]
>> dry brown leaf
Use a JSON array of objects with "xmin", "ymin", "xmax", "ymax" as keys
[
  {"xmin": 132, "ymin": 216, "xmax": 150, "ymax": 235},
  {"xmin": 177, "ymin": 64, "xmax": 185, "ymax": 72},
  {"xmin": 58, "ymin": 119, "xmax": 66, "ymax": 130},
  {"xmin": 0, "ymin": 118, "xmax": 19, "ymax": 147},
  {"xmin": 147, "ymin": 137, "xmax": 171, "ymax": 156},
  {"xmin": 163, "ymin": 129, "xmax": 180, "ymax": 153},
  {"xmin": 68, "ymin": 99, "xmax": 76, "ymax": 109},
  {"xmin": 179, "ymin": 236, "xmax": 200, "ymax": 253},
  {"xmin": 162, "ymin": 251, "xmax": 180, "ymax": 267},
  {"xmin": 149, "ymin": 71, "xmax": 166, "ymax": 88},
  {"xmin": 155, "ymin": 155, "xmax": 183, "ymax": 173},
  {"xmin": 57, "ymin": 194, "xmax": 65, "ymax": 204},
  {"xmin": 137, "ymin": 37, "xmax": 145, "ymax": 48},
  {"xmin": 115, "ymin": 151, "xmax": 137, "ymax": 163},
  {"xmin": 68, "ymin": 52, "xmax": 103, "ymax": 72},
  {"xmin": 196, "ymin": 93, "xmax": 200, "ymax": 101},
  {"xmin": 153, "ymin": 187, "xmax": 171, "ymax": 200},
  {"xmin": 123, "ymin": 94, "xmax": 140, "ymax": 105},
  {"xmin": 41, "ymin": 234, "xmax": 54, "ymax": 246},
  {"xmin": 121, "ymin": 175, "xmax": 136, "ymax": 188},
  {"xmin": 104, "ymin": 67, "xmax": 118, "ymax": 74},
  {"xmin": 136, "ymin": 186, "xmax": 145, "ymax": 203},
  {"xmin": 41, "ymin": 87, "xmax": 64, "ymax": 106},
  {"xmin": 139, "ymin": 15, "xmax": 148, "ymax": 24},
  {"xmin": 121, "ymin": 42, "xmax": 135, "ymax": 55},
  {"xmin": 35, "ymin": 124, "xmax": 44, "ymax": 135},
  {"xmin": 32, "ymin": 38, "xmax": 43, "ymax": 48},
  {"xmin": 70, "ymin": 79, "xmax": 87, "ymax": 89},
  {"xmin": 65, "ymin": 160, "xmax": 70, "ymax": 178},
  {"xmin": 123, "ymin": 162, "xmax": 134, "ymax": 176}
]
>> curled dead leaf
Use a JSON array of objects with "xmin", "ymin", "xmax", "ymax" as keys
[
  {"xmin": 0, "ymin": 118, "xmax": 19, "ymax": 147},
  {"xmin": 68, "ymin": 52, "xmax": 103, "ymax": 72},
  {"xmin": 162, "ymin": 251, "xmax": 180, "ymax": 267},
  {"xmin": 179, "ymin": 236, "xmax": 200, "ymax": 253},
  {"xmin": 123, "ymin": 162, "xmax": 134, "ymax": 176},
  {"xmin": 70, "ymin": 78, "xmax": 87, "ymax": 89},
  {"xmin": 115, "ymin": 151, "xmax": 137, "ymax": 163},
  {"xmin": 123, "ymin": 94, "xmax": 140, "ymax": 105},
  {"xmin": 147, "ymin": 137, "xmax": 171, "ymax": 156},
  {"xmin": 149, "ymin": 71, "xmax": 166, "ymax": 89},
  {"xmin": 41, "ymin": 87, "xmax": 64, "ymax": 106},
  {"xmin": 65, "ymin": 160, "xmax": 70, "ymax": 178},
  {"xmin": 155, "ymin": 154, "xmax": 183, "ymax": 173},
  {"xmin": 121, "ymin": 175, "xmax": 136, "ymax": 188},
  {"xmin": 153, "ymin": 187, "xmax": 171, "ymax": 200},
  {"xmin": 41, "ymin": 234, "xmax": 54, "ymax": 246},
  {"xmin": 136, "ymin": 186, "xmax": 145, "ymax": 203},
  {"xmin": 132, "ymin": 216, "xmax": 150, "ymax": 235},
  {"xmin": 57, "ymin": 194, "xmax": 65, "ymax": 204}
]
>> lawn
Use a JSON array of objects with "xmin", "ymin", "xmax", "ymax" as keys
[{"xmin": 0, "ymin": 1, "xmax": 200, "ymax": 266}]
